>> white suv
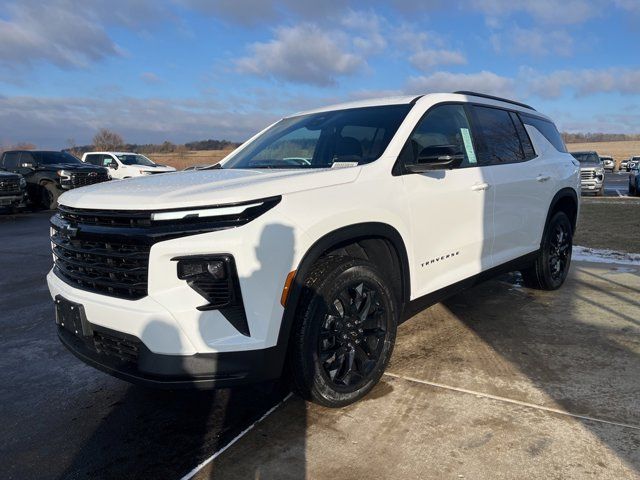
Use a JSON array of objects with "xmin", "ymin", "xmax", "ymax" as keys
[
  {"xmin": 48, "ymin": 92, "xmax": 579, "ymax": 407},
  {"xmin": 81, "ymin": 151, "xmax": 176, "ymax": 179}
]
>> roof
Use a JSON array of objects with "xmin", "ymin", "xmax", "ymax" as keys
[
  {"xmin": 291, "ymin": 92, "xmax": 546, "ymax": 119},
  {"xmin": 84, "ymin": 151, "xmax": 138, "ymax": 155}
]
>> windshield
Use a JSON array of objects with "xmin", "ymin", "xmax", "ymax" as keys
[
  {"xmin": 571, "ymin": 152, "xmax": 601, "ymax": 164},
  {"xmin": 35, "ymin": 151, "xmax": 82, "ymax": 165},
  {"xmin": 116, "ymin": 154, "xmax": 156, "ymax": 166},
  {"xmin": 223, "ymin": 104, "xmax": 412, "ymax": 169}
]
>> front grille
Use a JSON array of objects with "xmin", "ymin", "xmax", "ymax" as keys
[
  {"xmin": 70, "ymin": 171, "xmax": 110, "ymax": 188},
  {"xmin": 51, "ymin": 211, "xmax": 151, "ymax": 299},
  {"xmin": 93, "ymin": 330, "xmax": 140, "ymax": 363},
  {"xmin": 580, "ymin": 170, "xmax": 596, "ymax": 180},
  {"xmin": 58, "ymin": 205, "xmax": 152, "ymax": 228},
  {"xmin": 0, "ymin": 178, "xmax": 21, "ymax": 194}
]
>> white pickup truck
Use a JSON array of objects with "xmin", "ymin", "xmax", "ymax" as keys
[{"xmin": 81, "ymin": 152, "xmax": 176, "ymax": 179}]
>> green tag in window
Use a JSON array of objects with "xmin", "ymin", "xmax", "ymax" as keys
[{"xmin": 461, "ymin": 128, "xmax": 477, "ymax": 164}]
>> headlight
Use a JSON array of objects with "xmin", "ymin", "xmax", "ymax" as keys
[
  {"xmin": 150, "ymin": 196, "xmax": 281, "ymax": 226},
  {"xmin": 19, "ymin": 177, "xmax": 26, "ymax": 188},
  {"xmin": 139, "ymin": 170, "xmax": 152, "ymax": 175},
  {"xmin": 56, "ymin": 170, "xmax": 70, "ymax": 179}
]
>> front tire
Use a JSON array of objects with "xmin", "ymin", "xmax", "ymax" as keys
[
  {"xmin": 521, "ymin": 211, "xmax": 573, "ymax": 291},
  {"xmin": 42, "ymin": 182, "xmax": 60, "ymax": 210},
  {"xmin": 289, "ymin": 256, "xmax": 398, "ymax": 407}
]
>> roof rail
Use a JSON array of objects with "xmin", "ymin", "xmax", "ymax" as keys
[{"xmin": 453, "ymin": 91, "xmax": 536, "ymax": 111}]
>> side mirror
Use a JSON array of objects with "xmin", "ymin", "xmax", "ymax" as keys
[
  {"xmin": 405, "ymin": 145, "xmax": 464, "ymax": 173},
  {"xmin": 107, "ymin": 161, "xmax": 118, "ymax": 170},
  {"xmin": 20, "ymin": 162, "xmax": 35, "ymax": 169}
]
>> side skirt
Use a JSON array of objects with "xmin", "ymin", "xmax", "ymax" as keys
[{"xmin": 401, "ymin": 250, "xmax": 539, "ymax": 321}]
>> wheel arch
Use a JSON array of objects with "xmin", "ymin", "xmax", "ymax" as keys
[
  {"xmin": 543, "ymin": 187, "xmax": 579, "ymax": 242},
  {"xmin": 272, "ymin": 222, "xmax": 411, "ymax": 374}
]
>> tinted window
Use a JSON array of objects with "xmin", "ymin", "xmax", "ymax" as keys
[
  {"xmin": 224, "ymin": 105, "xmax": 412, "ymax": 169},
  {"xmin": 84, "ymin": 154, "xmax": 102, "ymax": 166},
  {"xmin": 471, "ymin": 106, "xmax": 524, "ymax": 165},
  {"xmin": 2, "ymin": 152, "xmax": 20, "ymax": 169},
  {"xmin": 520, "ymin": 114, "xmax": 567, "ymax": 153},
  {"xmin": 116, "ymin": 154, "xmax": 156, "ymax": 166},
  {"xmin": 510, "ymin": 112, "xmax": 536, "ymax": 160},
  {"xmin": 35, "ymin": 151, "xmax": 82, "ymax": 165},
  {"xmin": 402, "ymin": 104, "xmax": 478, "ymax": 168}
]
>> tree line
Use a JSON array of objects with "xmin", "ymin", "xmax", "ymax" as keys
[{"xmin": 562, "ymin": 132, "xmax": 640, "ymax": 144}]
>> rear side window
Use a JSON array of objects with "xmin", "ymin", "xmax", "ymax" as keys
[
  {"xmin": 2, "ymin": 152, "xmax": 20, "ymax": 169},
  {"xmin": 510, "ymin": 112, "xmax": 536, "ymax": 160},
  {"xmin": 470, "ymin": 106, "xmax": 524, "ymax": 165},
  {"xmin": 520, "ymin": 114, "xmax": 567, "ymax": 153}
]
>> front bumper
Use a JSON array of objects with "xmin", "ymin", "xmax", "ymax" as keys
[
  {"xmin": 580, "ymin": 178, "xmax": 603, "ymax": 192},
  {"xmin": 57, "ymin": 323, "xmax": 282, "ymax": 388},
  {"xmin": 0, "ymin": 193, "xmax": 24, "ymax": 207}
]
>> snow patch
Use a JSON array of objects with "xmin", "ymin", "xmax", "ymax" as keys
[{"xmin": 573, "ymin": 246, "xmax": 640, "ymax": 266}]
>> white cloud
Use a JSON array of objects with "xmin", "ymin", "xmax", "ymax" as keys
[
  {"xmin": 0, "ymin": 95, "xmax": 277, "ymax": 148},
  {"xmin": 524, "ymin": 67, "xmax": 640, "ymax": 98},
  {"xmin": 410, "ymin": 49, "xmax": 466, "ymax": 71},
  {"xmin": 492, "ymin": 27, "xmax": 574, "ymax": 57},
  {"xmin": 469, "ymin": 0, "xmax": 600, "ymax": 25},
  {"xmin": 406, "ymin": 71, "xmax": 516, "ymax": 97},
  {"xmin": 0, "ymin": 0, "xmax": 169, "ymax": 76},
  {"xmin": 235, "ymin": 24, "xmax": 366, "ymax": 86}
]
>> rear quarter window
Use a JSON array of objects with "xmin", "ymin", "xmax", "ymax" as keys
[{"xmin": 520, "ymin": 114, "xmax": 567, "ymax": 153}]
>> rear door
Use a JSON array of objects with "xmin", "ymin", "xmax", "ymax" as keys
[
  {"xmin": 401, "ymin": 104, "xmax": 495, "ymax": 296},
  {"xmin": 469, "ymin": 105, "xmax": 553, "ymax": 265}
]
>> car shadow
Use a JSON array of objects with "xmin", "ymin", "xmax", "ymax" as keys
[
  {"xmin": 440, "ymin": 265, "xmax": 640, "ymax": 473},
  {"xmin": 58, "ymin": 222, "xmax": 308, "ymax": 480}
]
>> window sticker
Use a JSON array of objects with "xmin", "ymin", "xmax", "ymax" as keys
[{"xmin": 460, "ymin": 128, "xmax": 477, "ymax": 164}]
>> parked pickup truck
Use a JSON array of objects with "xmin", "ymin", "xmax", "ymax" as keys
[
  {"xmin": 82, "ymin": 152, "xmax": 176, "ymax": 179},
  {"xmin": 1, "ymin": 150, "xmax": 110, "ymax": 209},
  {"xmin": 571, "ymin": 151, "xmax": 605, "ymax": 196},
  {"xmin": 0, "ymin": 170, "xmax": 27, "ymax": 211}
]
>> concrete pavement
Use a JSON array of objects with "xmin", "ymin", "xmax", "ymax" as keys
[{"xmin": 196, "ymin": 261, "xmax": 640, "ymax": 479}]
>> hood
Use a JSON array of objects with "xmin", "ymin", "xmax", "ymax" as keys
[
  {"xmin": 59, "ymin": 166, "xmax": 361, "ymax": 210},
  {"xmin": 137, "ymin": 165, "xmax": 176, "ymax": 172},
  {"xmin": 40, "ymin": 163, "xmax": 106, "ymax": 172}
]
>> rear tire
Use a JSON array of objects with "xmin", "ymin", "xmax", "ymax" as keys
[
  {"xmin": 521, "ymin": 211, "xmax": 573, "ymax": 291},
  {"xmin": 289, "ymin": 256, "xmax": 398, "ymax": 408}
]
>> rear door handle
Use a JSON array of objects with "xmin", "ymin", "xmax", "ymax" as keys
[
  {"xmin": 471, "ymin": 182, "xmax": 491, "ymax": 191},
  {"xmin": 536, "ymin": 174, "xmax": 551, "ymax": 182}
]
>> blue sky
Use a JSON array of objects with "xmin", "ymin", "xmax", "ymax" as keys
[{"xmin": 1, "ymin": 0, "xmax": 639, "ymax": 148}]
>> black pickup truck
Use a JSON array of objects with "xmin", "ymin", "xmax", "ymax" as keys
[
  {"xmin": 0, "ymin": 150, "xmax": 110, "ymax": 209},
  {"xmin": 0, "ymin": 170, "xmax": 27, "ymax": 211}
]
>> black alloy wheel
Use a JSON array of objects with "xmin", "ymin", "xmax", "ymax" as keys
[{"xmin": 318, "ymin": 281, "xmax": 387, "ymax": 391}]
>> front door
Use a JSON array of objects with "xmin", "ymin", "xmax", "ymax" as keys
[{"xmin": 401, "ymin": 104, "xmax": 495, "ymax": 297}]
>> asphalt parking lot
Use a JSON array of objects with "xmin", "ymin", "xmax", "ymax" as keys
[
  {"xmin": 603, "ymin": 170, "xmax": 634, "ymax": 197},
  {"xmin": 1, "ymin": 201, "xmax": 639, "ymax": 479}
]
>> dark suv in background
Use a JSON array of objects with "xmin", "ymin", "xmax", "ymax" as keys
[
  {"xmin": 0, "ymin": 169, "xmax": 27, "ymax": 211},
  {"xmin": 0, "ymin": 150, "xmax": 110, "ymax": 209}
]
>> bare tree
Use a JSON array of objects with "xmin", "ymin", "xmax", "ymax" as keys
[{"xmin": 92, "ymin": 128, "xmax": 124, "ymax": 150}]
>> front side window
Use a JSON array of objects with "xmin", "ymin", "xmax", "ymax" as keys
[
  {"xmin": 116, "ymin": 154, "xmax": 156, "ymax": 166},
  {"xmin": 223, "ymin": 105, "xmax": 412, "ymax": 169},
  {"xmin": 471, "ymin": 106, "xmax": 524, "ymax": 165},
  {"xmin": 84, "ymin": 154, "xmax": 102, "ymax": 166},
  {"xmin": 401, "ymin": 104, "xmax": 478, "ymax": 168}
]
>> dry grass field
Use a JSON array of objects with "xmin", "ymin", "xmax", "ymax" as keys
[
  {"xmin": 146, "ymin": 149, "xmax": 235, "ymax": 170},
  {"xmin": 567, "ymin": 140, "xmax": 640, "ymax": 168}
]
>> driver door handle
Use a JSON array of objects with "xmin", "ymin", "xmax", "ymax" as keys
[
  {"xmin": 471, "ymin": 182, "xmax": 491, "ymax": 191},
  {"xmin": 536, "ymin": 174, "xmax": 551, "ymax": 182}
]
